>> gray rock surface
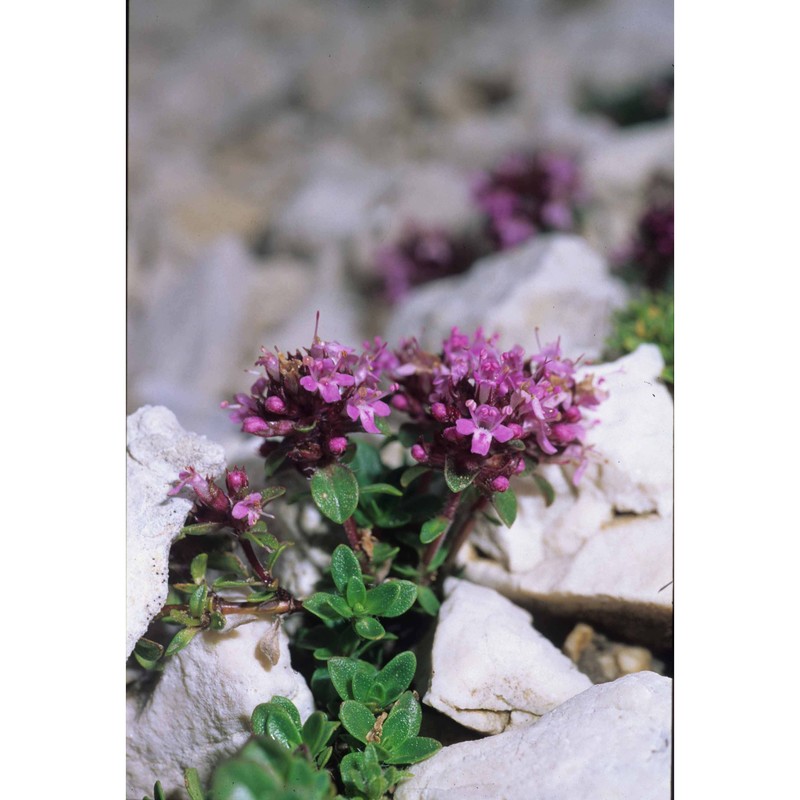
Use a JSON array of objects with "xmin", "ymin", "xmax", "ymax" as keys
[
  {"xmin": 424, "ymin": 579, "xmax": 591, "ymax": 734},
  {"xmin": 126, "ymin": 405, "xmax": 226, "ymax": 658},
  {"xmin": 126, "ymin": 619, "xmax": 315, "ymax": 799},
  {"xmin": 396, "ymin": 671, "xmax": 672, "ymax": 800},
  {"xmin": 385, "ymin": 234, "xmax": 628, "ymax": 361}
]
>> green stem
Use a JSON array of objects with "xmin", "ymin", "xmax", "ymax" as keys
[{"xmin": 421, "ymin": 491, "xmax": 461, "ymax": 570}]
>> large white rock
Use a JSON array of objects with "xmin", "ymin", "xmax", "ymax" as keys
[
  {"xmin": 396, "ymin": 671, "xmax": 672, "ymax": 800},
  {"xmin": 126, "ymin": 406, "xmax": 226, "ymax": 658},
  {"xmin": 463, "ymin": 346, "xmax": 673, "ymax": 642},
  {"xmin": 126, "ymin": 619, "xmax": 315, "ymax": 799},
  {"xmin": 424, "ymin": 579, "xmax": 591, "ymax": 734},
  {"xmin": 385, "ymin": 235, "xmax": 628, "ymax": 361}
]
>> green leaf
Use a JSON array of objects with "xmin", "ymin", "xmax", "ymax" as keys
[
  {"xmin": 354, "ymin": 616, "xmax": 386, "ymax": 640},
  {"xmin": 328, "ymin": 657, "xmax": 361, "ymax": 701},
  {"xmin": 301, "ymin": 712, "xmax": 339, "ymax": 759},
  {"xmin": 301, "ymin": 592, "xmax": 353, "ymax": 622},
  {"xmin": 426, "ymin": 545, "xmax": 448, "ymax": 573},
  {"xmin": 311, "ymin": 463, "xmax": 359, "ymax": 524},
  {"xmin": 346, "ymin": 575, "xmax": 367, "ymax": 610},
  {"xmin": 444, "ymin": 456, "xmax": 476, "ymax": 493},
  {"xmin": 243, "ymin": 529, "xmax": 282, "ymax": 551},
  {"xmin": 416, "ymin": 585, "xmax": 441, "ymax": 616},
  {"xmin": 351, "ymin": 661, "xmax": 379, "ymax": 704},
  {"xmin": 400, "ymin": 465, "xmax": 430, "ymax": 488},
  {"xmin": 364, "ymin": 580, "xmax": 417, "ymax": 618},
  {"xmin": 533, "ymin": 473, "xmax": 556, "ymax": 507},
  {"xmin": 398, "ymin": 423, "xmax": 425, "ymax": 447},
  {"xmin": 190, "ymin": 553, "xmax": 208, "ymax": 583},
  {"xmin": 383, "ymin": 736, "xmax": 442, "ymax": 765},
  {"xmin": 330, "ymin": 545, "xmax": 363, "ymax": 593},
  {"xmin": 260, "ymin": 486, "xmax": 286, "ymax": 505},
  {"xmin": 491, "ymin": 487, "xmax": 517, "ymax": 527},
  {"xmin": 264, "ymin": 447, "xmax": 288, "ymax": 479},
  {"xmin": 359, "ymin": 483, "xmax": 403, "ymax": 497},
  {"xmin": 133, "ymin": 638, "xmax": 163, "ymax": 670},
  {"xmin": 179, "ymin": 522, "xmax": 221, "ymax": 537},
  {"xmin": 134, "ymin": 637, "xmax": 163, "ymax": 664},
  {"xmin": 164, "ymin": 626, "xmax": 201, "ymax": 657},
  {"xmin": 420, "ymin": 515, "xmax": 449, "ymax": 544},
  {"xmin": 266, "ymin": 708, "xmax": 303, "ymax": 751},
  {"xmin": 189, "ymin": 584, "xmax": 208, "ymax": 618},
  {"xmin": 506, "ymin": 438, "xmax": 526, "ymax": 450},
  {"xmin": 339, "ymin": 701, "xmax": 377, "ymax": 744},
  {"xmin": 380, "ymin": 691, "xmax": 422, "ymax": 751},
  {"xmin": 207, "ymin": 551, "xmax": 248, "ymax": 577},
  {"xmin": 184, "ymin": 768, "xmax": 205, "ymax": 800},
  {"xmin": 372, "ymin": 415, "xmax": 392, "ymax": 435},
  {"xmin": 163, "ymin": 609, "xmax": 198, "ymax": 627},
  {"xmin": 209, "ymin": 611, "xmax": 226, "ymax": 630},
  {"xmin": 348, "ymin": 441, "xmax": 384, "ymax": 486},
  {"xmin": 373, "ymin": 652, "xmax": 416, "ymax": 704},
  {"xmin": 150, "ymin": 781, "xmax": 167, "ymax": 800}
]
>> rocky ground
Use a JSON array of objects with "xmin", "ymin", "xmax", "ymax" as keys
[{"xmin": 127, "ymin": 1, "xmax": 673, "ymax": 797}]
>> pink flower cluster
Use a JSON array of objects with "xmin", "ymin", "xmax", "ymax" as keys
[
  {"xmin": 168, "ymin": 466, "xmax": 265, "ymax": 531},
  {"xmin": 473, "ymin": 151, "xmax": 583, "ymax": 250},
  {"xmin": 387, "ymin": 328, "xmax": 606, "ymax": 491},
  {"xmin": 376, "ymin": 225, "xmax": 481, "ymax": 304},
  {"xmin": 222, "ymin": 331, "xmax": 396, "ymax": 472}
]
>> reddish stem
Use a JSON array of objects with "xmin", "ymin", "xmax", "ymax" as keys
[
  {"xmin": 443, "ymin": 495, "xmax": 489, "ymax": 569},
  {"xmin": 343, "ymin": 517, "xmax": 361, "ymax": 551},
  {"xmin": 240, "ymin": 537, "xmax": 274, "ymax": 585}
]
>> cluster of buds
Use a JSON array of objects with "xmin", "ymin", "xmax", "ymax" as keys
[
  {"xmin": 376, "ymin": 225, "xmax": 482, "ymax": 304},
  {"xmin": 623, "ymin": 202, "xmax": 674, "ymax": 290},
  {"xmin": 222, "ymin": 328, "xmax": 396, "ymax": 474},
  {"xmin": 472, "ymin": 151, "xmax": 583, "ymax": 250},
  {"xmin": 385, "ymin": 328, "xmax": 606, "ymax": 492},
  {"xmin": 168, "ymin": 465, "xmax": 265, "ymax": 531}
]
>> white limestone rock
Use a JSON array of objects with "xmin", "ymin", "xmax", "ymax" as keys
[
  {"xmin": 424, "ymin": 580, "xmax": 592, "ymax": 734},
  {"xmin": 464, "ymin": 512, "xmax": 673, "ymax": 645},
  {"xmin": 126, "ymin": 619, "xmax": 315, "ymax": 799},
  {"xmin": 582, "ymin": 345, "xmax": 673, "ymax": 517},
  {"xmin": 396, "ymin": 671, "xmax": 672, "ymax": 800},
  {"xmin": 385, "ymin": 235, "xmax": 628, "ymax": 361},
  {"xmin": 126, "ymin": 406, "xmax": 226, "ymax": 658}
]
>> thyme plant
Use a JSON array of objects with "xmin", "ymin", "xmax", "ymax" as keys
[{"xmin": 134, "ymin": 321, "xmax": 606, "ymax": 799}]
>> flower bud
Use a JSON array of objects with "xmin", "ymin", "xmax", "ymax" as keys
[
  {"xmin": 225, "ymin": 466, "xmax": 249, "ymax": 495},
  {"xmin": 265, "ymin": 395, "xmax": 287, "ymax": 414},
  {"xmin": 328, "ymin": 436, "xmax": 348, "ymax": 456},
  {"xmin": 392, "ymin": 394, "xmax": 409, "ymax": 411},
  {"xmin": 490, "ymin": 475, "xmax": 510, "ymax": 492},
  {"xmin": 431, "ymin": 402, "xmax": 448, "ymax": 421},
  {"xmin": 410, "ymin": 444, "xmax": 427, "ymax": 462},
  {"xmin": 242, "ymin": 416, "xmax": 270, "ymax": 435}
]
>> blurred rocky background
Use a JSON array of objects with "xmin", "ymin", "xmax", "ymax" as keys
[{"xmin": 127, "ymin": 0, "xmax": 673, "ymax": 451}]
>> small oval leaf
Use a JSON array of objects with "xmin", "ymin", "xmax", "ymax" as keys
[
  {"xmin": 420, "ymin": 515, "xmax": 449, "ymax": 544},
  {"xmin": 354, "ymin": 616, "xmax": 386, "ymax": 640},
  {"xmin": 311, "ymin": 464, "xmax": 359, "ymax": 524},
  {"xmin": 444, "ymin": 456, "xmax": 476, "ymax": 493},
  {"xmin": 330, "ymin": 545, "xmax": 362, "ymax": 593},
  {"xmin": 491, "ymin": 486, "xmax": 517, "ymax": 527}
]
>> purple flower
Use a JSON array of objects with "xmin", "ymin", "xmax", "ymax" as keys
[
  {"xmin": 454, "ymin": 401, "xmax": 515, "ymax": 456},
  {"xmin": 231, "ymin": 493, "xmax": 263, "ymax": 527},
  {"xmin": 300, "ymin": 357, "xmax": 355, "ymax": 402},
  {"xmin": 346, "ymin": 386, "xmax": 392, "ymax": 434}
]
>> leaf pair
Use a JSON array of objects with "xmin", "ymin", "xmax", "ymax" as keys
[
  {"xmin": 304, "ymin": 546, "xmax": 417, "ymax": 641},
  {"xmin": 328, "ymin": 651, "xmax": 415, "ymax": 712},
  {"xmin": 339, "ymin": 744, "xmax": 410, "ymax": 800},
  {"xmin": 250, "ymin": 696, "xmax": 339, "ymax": 770},
  {"xmin": 211, "ymin": 736, "xmax": 336, "ymax": 800},
  {"xmin": 339, "ymin": 691, "xmax": 441, "ymax": 766}
]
